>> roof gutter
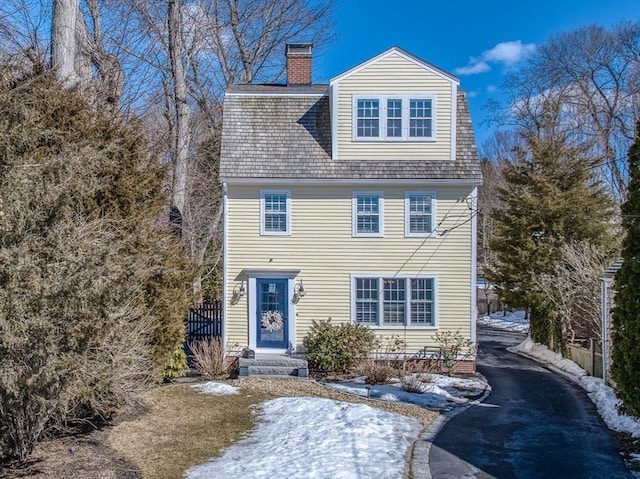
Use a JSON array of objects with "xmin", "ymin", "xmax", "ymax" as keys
[{"xmin": 220, "ymin": 177, "xmax": 483, "ymax": 187}]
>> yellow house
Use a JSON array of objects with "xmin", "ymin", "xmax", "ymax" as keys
[{"xmin": 220, "ymin": 45, "xmax": 482, "ymax": 368}]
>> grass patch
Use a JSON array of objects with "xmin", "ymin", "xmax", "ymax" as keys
[
  {"xmin": 107, "ymin": 382, "xmax": 270, "ymax": 479},
  {"xmin": 2, "ymin": 378, "xmax": 440, "ymax": 479}
]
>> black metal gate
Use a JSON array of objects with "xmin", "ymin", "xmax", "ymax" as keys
[{"xmin": 186, "ymin": 300, "xmax": 223, "ymax": 342}]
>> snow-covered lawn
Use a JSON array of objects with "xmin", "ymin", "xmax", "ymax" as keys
[
  {"xmin": 510, "ymin": 338, "xmax": 640, "ymax": 439},
  {"xmin": 478, "ymin": 310, "xmax": 530, "ymax": 333},
  {"xmin": 186, "ymin": 376, "xmax": 488, "ymax": 478},
  {"xmin": 324, "ymin": 374, "xmax": 489, "ymax": 412},
  {"xmin": 184, "ymin": 397, "xmax": 422, "ymax": 479}
]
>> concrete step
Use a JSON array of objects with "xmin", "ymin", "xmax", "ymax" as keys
[
  {"xmin": 238, "ymin": 357, "xmax": 309, "ymax": 378},
  {"xmin": 239, "ymin": 358, "xmax": 307, "ymax": 368}
]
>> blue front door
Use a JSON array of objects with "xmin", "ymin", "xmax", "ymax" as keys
[{"xmin": 256, "ymin": 279, "xmax": 288, "ymax": 349}]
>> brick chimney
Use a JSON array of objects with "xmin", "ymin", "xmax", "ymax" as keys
[{"xmin": 286, "ymin": 43, "xmax": 313, "ymax": 86}]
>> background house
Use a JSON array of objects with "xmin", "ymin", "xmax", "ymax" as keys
[
  {"xmin": 601, "ymin": 258, "xmax": 622, "ymax": 385},
  {"xmin": 220, "ymin": 44, "xmax": 482, "ymax": 368}
]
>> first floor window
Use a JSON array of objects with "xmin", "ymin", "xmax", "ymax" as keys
[
  {"xmin": 353, "ymin": 275, "xmax": 436, "ymax": 327},
  {"xmin": 411, "ymin": 278, "xmax": 434, "ymax": 325},
  {"xmin": 261, "ymin": 190, "xmax": 291, "ymax": 235},
  {"xmin": 383, "ymin": 278, "xmax": 406, "ymax": 325},
  {"xmin": 355, "ymin": 278, "xmax": 379, "ymax": 324}
]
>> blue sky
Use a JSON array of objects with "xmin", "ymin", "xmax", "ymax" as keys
[{"xmin": 313, "ymin": 0, "xmax": 640, "ymax": 149}]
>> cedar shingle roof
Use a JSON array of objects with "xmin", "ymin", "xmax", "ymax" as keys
[{"xmin": 220, "ymin": 85, "xmax": 481, "ymax": 181}]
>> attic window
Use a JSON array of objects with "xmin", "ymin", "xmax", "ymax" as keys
[{"xmin": 352, "ymin": 95, "xmax": 436, "ymax": 141}]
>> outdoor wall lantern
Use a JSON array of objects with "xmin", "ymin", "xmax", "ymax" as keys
[
  {"xmin": 293, "ymin": 280, "xmax": 306, "ymax": 303},
  {"xmin": 238, "ymin": 282, "xmax": 246, "ymax": 297}
]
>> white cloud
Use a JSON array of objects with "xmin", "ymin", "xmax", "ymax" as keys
[
  {"xmin": 486, "ymin": 85, "xmax": 497, "ymax": 93},
  {"xmin": 455, "ymin": 61, "xmax": 491, "ymax": 76},
  {"xmin": 455, "ymin": 40, "xmax": 536, "ymax": 76}
]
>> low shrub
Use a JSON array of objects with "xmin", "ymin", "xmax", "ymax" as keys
[
  {"xmin": 432, "ymin": 330, "xmax": 475, "ymax": 376},
  {"xmin": 399, "ymin": 360, "xmax": 435, "ymax": 393},
  {"xmin": 164, "ymin": 346, "xmax": 188, "ymax": 382},
  {"xmin": 189, "ymin": 337, "xmax": 235, "ymax": 379},
  {"xmin": 303, "ymin": 319, "xmax": 375, "ymax": 374},
  {"xmin": 361, "ymin": 335, "xmax": 405, "ymax": 384}
]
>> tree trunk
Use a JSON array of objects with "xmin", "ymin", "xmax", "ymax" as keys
[
  {"xmin": 167, "ymin": 0, "xmax": 190, "ymax": 215},
  {"xmin": 52, "ymin": 0, "xmax": 79, "ymax": 87}
]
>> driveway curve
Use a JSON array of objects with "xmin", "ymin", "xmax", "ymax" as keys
[{"xmin": 429, "ymin": 326, "xmax": 632, "ymax": 479}]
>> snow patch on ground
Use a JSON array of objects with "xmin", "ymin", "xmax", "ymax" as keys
[
  {"xmin": 478, "ymin": 310, "xmax": 530, "ymax": 333},
  {"xmin": 184, "ymin": 397, "xmax": 421, "ymax": 479},
  {"xmin": 324, "ymin": 374, "xmax": 489, "ymax": 412},
  {"xmin": 191, "ymin": 381, "xmax": 240, "ymax": 395},
  {"xmin": 510, "ymin": 338, "xmax": 640, "ymax": 439}
]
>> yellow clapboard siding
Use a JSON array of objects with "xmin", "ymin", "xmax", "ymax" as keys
[
  {"xmin": 225, "ymin": 184, "xmax": 474, "ymax": 353},
  {"xmin": 334, "ymin": 52, "xmax": 454, "ymax": 161}
]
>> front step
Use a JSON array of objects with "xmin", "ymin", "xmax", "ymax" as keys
[{"xmin": 239, "ymin": 356, "xmax": 308, "ymax": 378}]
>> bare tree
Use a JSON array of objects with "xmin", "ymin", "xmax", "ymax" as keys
[
  {"xmin": 120, "ymin": 0, "xmax": 334, "ymax": 297},
  {"xmin": 167, "ymin": 0, "xmax": 190, "ymax": 214},
  {"xmin": 477, "ymin": 130, "xmax": 522, "ymax": 276},
  {"xmin": 494, "ymin": 21, "xmax": 640, "ymax": 201},
  {"xmin": 50, "ymin": 0, "xmax": 123, "ymax": 107},
  {"xmin": 4, "ymin": 0, "xmax": 335, "ymax": 297},
  {"xmin": 534, "ymin": 242, "xmax": 617, "ymax": 342}
]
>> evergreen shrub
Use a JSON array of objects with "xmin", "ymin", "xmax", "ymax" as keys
[{"xmin": 303, "ymin": 319, "xmax": 375, "ymax": 374}]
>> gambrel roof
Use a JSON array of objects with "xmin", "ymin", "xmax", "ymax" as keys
[{"xmin": 220, "ymin": 84, "xmax": 481, "ymax": 182}]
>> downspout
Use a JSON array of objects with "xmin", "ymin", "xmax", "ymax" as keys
[
  {"xmin": 470, "ymin": 187, "xmax": 478, "ymax": 361},
  {"xmin": 222, "ymin": 182, "xmax": 229, "ymax": 352}
]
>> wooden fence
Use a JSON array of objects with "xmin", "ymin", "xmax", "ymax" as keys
[
  {"xmin": 567, "ymin": 340, "xmax": 603, "ymax": 379},
  {"xmin": 185, "ymin": 300, "xmax": 223, "ymax": 343}
]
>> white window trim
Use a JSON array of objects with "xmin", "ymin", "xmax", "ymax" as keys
[
  {"xmin": 352, "ymin": 94, "xmax": 436, "ymax": 142},
  {"xmin": 352, "ymin": 191, "xmax": 384, "ymax": 237},
  {"xmin": 350, "ymin": 274, "xmax": 438, "ymax": 329},
  {"xmin": 260, "ymin": 189, "xmax": 291, "ymax": 236},
  {"xmin": 404, "ymin": 191, "xmax": 437, "ymax": 238}
]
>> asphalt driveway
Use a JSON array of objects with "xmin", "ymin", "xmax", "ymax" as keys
[{"xmin": 429, "ymin": 326, "xmax": 632, "ymax": 479}]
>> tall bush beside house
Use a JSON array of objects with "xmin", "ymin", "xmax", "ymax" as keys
[
  {"xmin": 0, "ymin": 67, "xmax": 193, "ymax": 461},
  {"xmin": 612, "ymin": 122, "xmax": 640, "ymax": 417},
  {"xmin": 487, "ymin": 130, "xmax": 616, "ymax": 351},
  {"xmin": 303, "ymin": 320, "xmax": 375, "ymax": 374}
]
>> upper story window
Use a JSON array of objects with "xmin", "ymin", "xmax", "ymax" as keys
[
  {"xmin": 260, "ymin": 190, "xmax": 291, "ymax": 235},
  {"xmin": 356, "ymin": 99, "xmax": 380, "ymax": 137},
  {"xmin": 353, "ymin": 95, "xmax": 435, "ymax": 141},
  {"xmin": 409, "ymin": 99, "xmax": 433, "ymax": 137},
  {"xmin": 352, "ymin": 191, "xmax": 384, "ymax": 237},
  {"xmin": 405, "ymin": 191, "xmax": 437, "ymax": 237}
]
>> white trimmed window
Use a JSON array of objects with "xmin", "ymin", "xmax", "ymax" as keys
[
  {"xmin": 352, "ymin": 275, "xmax": 437, "ymax": 327},
  {"xmin": 260, "ymin": 190, "xmax": 291, "ymax": 235},
  {"xmin": 356, "ymin": 99, "xmax": 380, "ymax": 137},
  {"xmin": 405, "ymin": 191, "xmax": 436, "ymax": 237},
  {"xmin": 353, "ymin": 95, "xmax": 435, "ymax": 141},
  {"xmin": 352, "ymin": 191, "xmax": 384, "ymax": 237}
]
